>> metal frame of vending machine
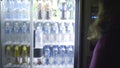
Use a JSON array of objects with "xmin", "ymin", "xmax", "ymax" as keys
[
  {"xmin": 0, "ymin": 0, "xmax": 2, "ymax": 68},
  {"xmin": 74, "ymin": 0, "xmax": 83, "ymax": 68}
]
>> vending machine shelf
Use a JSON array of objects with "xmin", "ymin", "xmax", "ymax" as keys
[
  {"xmin": 4, "ymin": 64, "xmax": 30, "ymax": 68},
  {"xmin": 34, "ymin": 20, "xmax": 75, "ymax": 23},
  {"xmin": 4, "ymin": 19, "xmax": 30, "ymax": 22},
  {"xmin": 33, "ymin": 65, "xmax": 73, "ymax": 68}
]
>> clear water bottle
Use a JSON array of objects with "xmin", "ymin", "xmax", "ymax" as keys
[
  {"xmin": 4, "ymin": 22, "xmax": 12, "ymax": 34},
  {"xmin": 58, "ymin": 22, "xmax": 66, "ymax": 43},
  {"xmin": 4, "ymin": 22, "xmax": 13, "ymax": 42},
  {"xmin": 52, "ymin": 45, "xmax": 59, "ymax": 65},
  {"xmin": 35, "ymin": 22, "xmax": 43, "ymax": 48},
  {"xmin": 13, "ymin": 22, "xmax": 21, "ymax": 42},
  {"xmin": 65, "ymin": 22, "xmax": 74, "ymax": 43},
  {"xmin": 50, "ymin": 22, "xmax": 59, "ymax": 43},
  {"xmin": 13, "ymin": 0, "xmax": 21, "ymax": 19},
  {"xmin": 21, "ymin": 22, "xmax": 27, "ymax": 33},
  {"xmin": 43, "ymin": 45, "xmax": 51, "ymax": 65},
  {"xmin": 20, "ymin": 22, "xmax": 30, "ymax": 42},
  {"xmin": 66, "ymin": 45, "xmax": 74, "ymax": 65},
  {"xmin": 20, "ymin": 0, "xmax": 29, "ymax": 19},
  {"xmin": 21, "ymin": 0, "xmax": 30, "ymax": 19},
  {"xmin": 4, "ymin": 0, "xmax": 13, "ymax": 19},
  {"xmin": 13, "ymin": 22, "xmax": 20, "ymax": 33},
  {"xmin": 42, "ymin": 22, "xmax": 51, "ymax": 43},
  {"xmin": 65, "ymin": 23, "xmax": 74, "ymax": 33},
  {"xmin": 58, "ymin": 45, "xmax": 66, "ymax": 65}
]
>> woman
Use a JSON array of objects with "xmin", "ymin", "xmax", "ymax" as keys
[{"xmin": 88, "ymin": 0, "xmax": 120, "ymax": 68}]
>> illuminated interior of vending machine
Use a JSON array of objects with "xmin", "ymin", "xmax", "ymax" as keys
[
  {"xmin": 33, "ymin": 0, "xmax": 75, "ymax": 68},
  {"xmin": 0, "ymin": 0, "xmax": 76, "ymax": 68}
]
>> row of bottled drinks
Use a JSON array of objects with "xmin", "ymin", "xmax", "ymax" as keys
[
  {"xmin": 4, "ymin": 21, "xmax": 74, "ymax": 34},
  {"xmin": 4, "ymin": 42, "xmax": 74, "ymax": 66},
  {"xmin": 2, "ymin": 0, "xmax": 75, "ymax": 20},
  {"xmin": 4, "ymin": 21, "xmax": 75, "ymax": 44},
  {"xmin": 34, "ymin": 45, "xmax": 74, "ymax": 65},
  {"xmin": 4, "ymin": 42, "xmax": 30, "ymax": 66}
]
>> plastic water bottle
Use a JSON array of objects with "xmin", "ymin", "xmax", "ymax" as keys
[
  {"xmin": 66, "ymin": 45, "xmax": 74, "ymax": 65},
  {"xmin": 52, "ymin": 45, "xmax": 59, "ymax": 65},
  {"xmin": 43, "ymin": 45, "xmax": 51, "ymax": 65},
  {"xmin": 13, "ymin": 0, "xmax": 20, "ymax": 19},
  {"xmin": 20, "ymin": 22, "xmax": 30, "ymax": 42},
  {"xmin": 21, "ymin": 0, "xmax": 30, "ymax": 19},
  {"xmin": 34, "ymin": 22, "xmax": 43, "ymax": 48},
  {"xmin": 13, "ymin": 22, "xmax": 20, "ymax": 33},
  {"xmin": 13, "ymin": 22, "xmax": 21, "ymax": 42},
  {"xmin": 4, "ymin": 0, "xmax": 13, "ymax": 19},
  {"xmin": 58, "ymin": 45, "xmax": 66, "ymax": 65},
  {"xmin": 50, "ymin": 22, "xmax": 59, "ymax": 43},
  {"xmin": 65, "ymin": 22, "xmax": 74, "ymax": 43},
  {"xmin": 42, "ymin": 22, "xmax": 51, "ymax": 43},
  {"xmin": 5, "ymin": 22, "xmax": 12, "ymax": 34},
  {"xmin": 58, "ymin": 22, "xmax": 66, "ymax": 43},
  {"xmin": 4, "ymin": 22, "xmax": 13, "ymax": 42}
]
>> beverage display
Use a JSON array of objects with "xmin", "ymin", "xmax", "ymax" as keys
[{"xmin": 1, "ymin": 0, "xmax": 76, "ymax": 68}]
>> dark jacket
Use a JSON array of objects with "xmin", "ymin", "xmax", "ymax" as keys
[{"xmin": 89, "ymin": 25, "xmax": 120, "ymax": 68}]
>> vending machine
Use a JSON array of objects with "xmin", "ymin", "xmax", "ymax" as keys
[{"xmin": 0, "ymin": 0, "xmax": 82, "ymax": 68}]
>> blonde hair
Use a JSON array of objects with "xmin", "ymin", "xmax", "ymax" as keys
[
  {"xmin": 87, "ymin": 1, "xmax": 105, "ymax": 41},
  {"xmin": 87, "ymin": 0, "xmax": 120, "ymax": 42}
]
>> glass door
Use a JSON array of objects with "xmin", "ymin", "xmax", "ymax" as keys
[
  {"xmin": 1, "ymin": 0, "xmax": 31, "ymax": 68},
  {"xmin": 32, "ymin": 0, "xmax": 75, "ymax": 68}
]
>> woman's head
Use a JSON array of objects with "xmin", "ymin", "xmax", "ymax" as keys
[{"xmin": 87, "ymin": 0, "xmax": 120, "ymax": 41}]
